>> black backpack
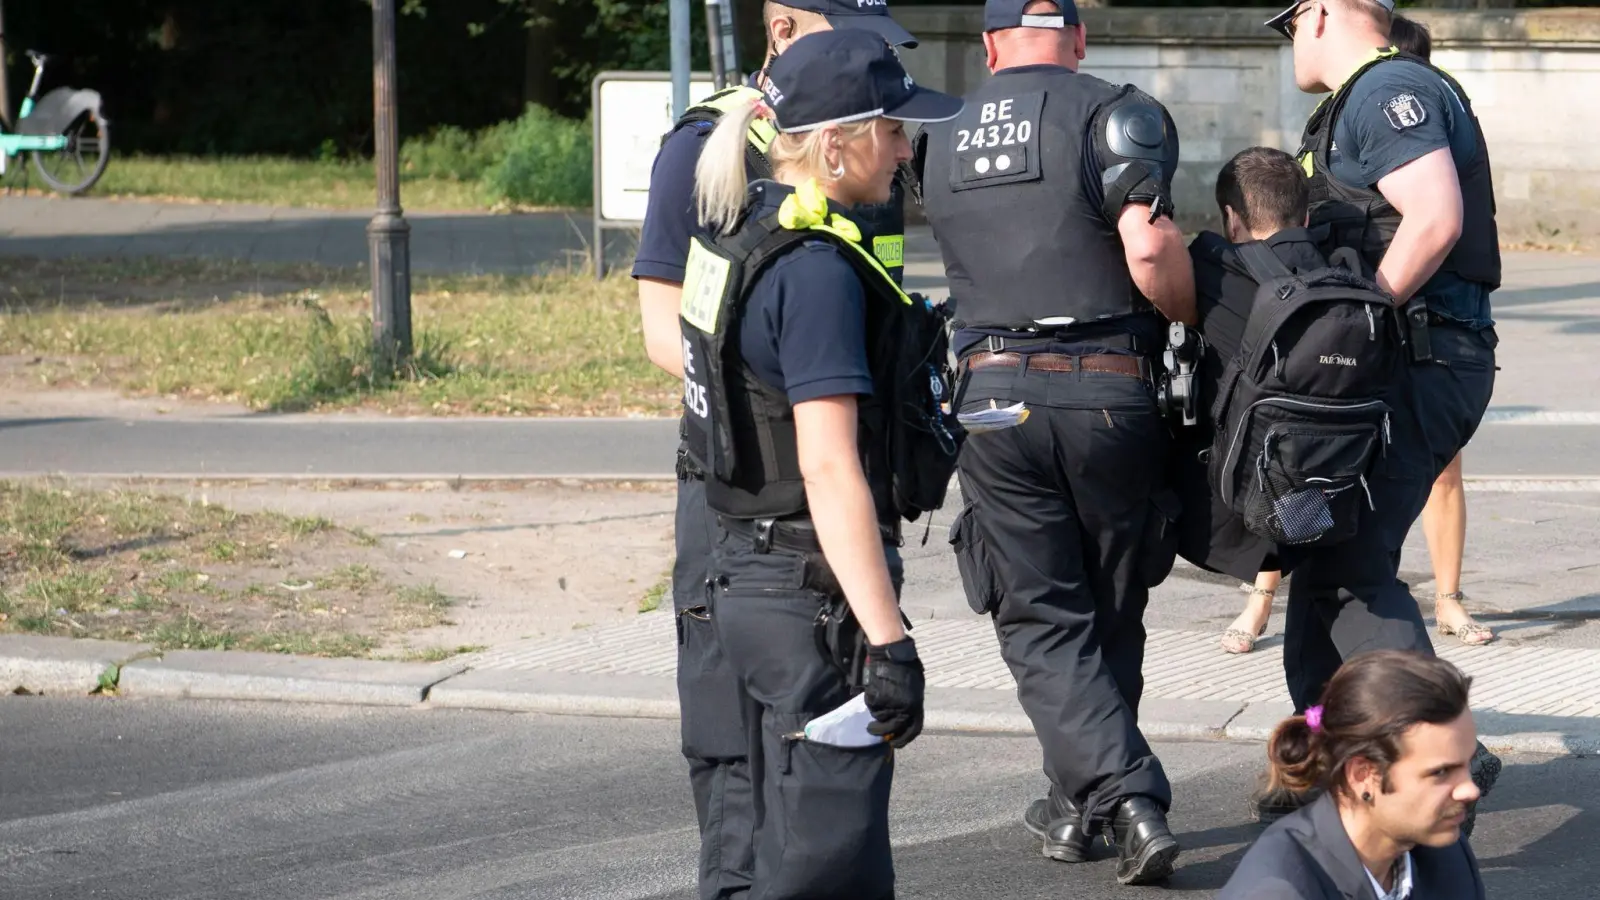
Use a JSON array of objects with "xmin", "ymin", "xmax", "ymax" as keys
[{"xmin": 1208, "ymin": 242, "xmax": 1405, "ymax": 547}]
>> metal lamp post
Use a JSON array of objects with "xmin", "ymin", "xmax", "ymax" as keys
[{"xmin": 368, "ymin": 0, "xmax": 413, "ymax": 363}]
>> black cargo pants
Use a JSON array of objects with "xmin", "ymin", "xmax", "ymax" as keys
[
  {"xmin": 709, "ymin": 520, "xmax": 903, "ymax": 900},
  {"xmin": 1282, "ymin": 324, "xmax": 1498, "ymax": 711},
  {"xmin": 948, "ymin": 357, "xmax": 1179, "ymax": 827},
  {"xmin": 672, "ymin": 461, "xmax": 756, "ymax": 900}
]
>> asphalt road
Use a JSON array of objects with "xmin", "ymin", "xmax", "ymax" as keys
[
  {"xmin": 1, "ymin": 697, "xmax": 1594, "ymax": 899},
  {"xmin": 2, "ymin": 414, "xmax": 1599, "ymax": 480}
]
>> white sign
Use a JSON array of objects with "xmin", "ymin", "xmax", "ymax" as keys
[{"xmin": 596, "ymin": 75, "xmax": 716, "ymax": 223}]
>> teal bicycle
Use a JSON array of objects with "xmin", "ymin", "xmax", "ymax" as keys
[{"xmin": 0, "ymin": 47, "xmax": 109, "ymax": 195}]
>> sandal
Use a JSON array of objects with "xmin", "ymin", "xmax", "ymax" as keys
[
  {"xmin": 1221, "ymin": 586, "xmax": 1273, "ymax": 654},
  {"xmin": 1436, "ymin": 591, "xmax": 1496, "ymax": 646}
]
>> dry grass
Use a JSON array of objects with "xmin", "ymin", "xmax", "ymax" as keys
[
  {"xmin": 0, "ymin": 479, "xmax": 462, "ymax": 657},
  {"xmin": 0, "ymin": 256, "xmax": 678, "ymax": 416}
]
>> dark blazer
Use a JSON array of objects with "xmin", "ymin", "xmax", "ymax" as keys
[
  {"xmin": 1217, "ymin": 793, "xmax": 1487, "ymax": 900},
  {"xmin": 1174, "ymin": 229, "xmax": 1334, "ymax": 582}
]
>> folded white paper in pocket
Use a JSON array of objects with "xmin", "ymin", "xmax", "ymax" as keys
[
  {"xmin": 957, "ymin": 402, "xmax": 1031, "ymax": 434},
  {"xmin": 802, "ymin": 693, "xmax": 885, "ymax": 748}
]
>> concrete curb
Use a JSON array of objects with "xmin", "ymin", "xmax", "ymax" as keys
[
  {"xmin": 119, "ymin": 650, "xmax": 466, "ymax": 707},
  {"xmin": 0, "ymin": 635, "xmax": 153, "ymax": 696},
  {"xmin": 3, "ymin": 642, "xmax": 1597, "ymax": 757}
]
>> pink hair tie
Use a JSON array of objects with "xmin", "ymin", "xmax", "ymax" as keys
[{"xmin": 1305, "ymin": 705, "xmax": 1325, "ymax": 733}]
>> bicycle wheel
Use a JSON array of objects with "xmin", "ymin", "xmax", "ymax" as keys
[{"xmin": 31, "ymin": 112, "xmax": 111, "ymax": 196}]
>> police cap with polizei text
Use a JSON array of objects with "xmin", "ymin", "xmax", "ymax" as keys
[
  {"xmin": 784, "ymin": 0, "xmax": 920, "ymax": 49},
  {"xmin": 984, "ymin": 0, "xmax": 1079, "ymax": 33},
  {"xmin": 762, "ymin": 29, "xmax": 963, "ymax": 134}
]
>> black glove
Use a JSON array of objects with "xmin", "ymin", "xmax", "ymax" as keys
[{"xmin": 862, "ymin": 637, "xmax": 925, "ymax": 748}]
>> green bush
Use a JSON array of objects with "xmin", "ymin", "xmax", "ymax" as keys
[{"xmin": 400, "ymin": 105, "xmax": 590, "ymax": 208}]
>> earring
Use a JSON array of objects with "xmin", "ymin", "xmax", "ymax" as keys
[
  {"xmin": 828, "ymin": 161, "xmax": 846, "ymax": 180},
  {"xmin": 1361, "ymin": 791, "xmax": 1373, "ymax": 804}
]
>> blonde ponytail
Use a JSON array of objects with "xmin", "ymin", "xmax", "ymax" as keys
[{"xmin": 695, "ymin": 99, "xmax": 765, "ymax": 235}]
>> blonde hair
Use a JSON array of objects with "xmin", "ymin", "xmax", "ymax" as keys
[{"xmin": 694, "ymin": 101, "xmax": 879, "ymax": 234}]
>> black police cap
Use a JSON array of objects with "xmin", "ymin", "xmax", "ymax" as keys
[
  {"xmin": 983, "ymin": 0, "xmax": 1079, "ymax": 34},
  {"xmin": 762, "ymin": 29, "xmax": 963, "ymax": 134},
  {"xmin": 783, "ymin": 0, "xmax": 919, "ymax": 49},
  {"xmin": 1265, "ymin": 0, "xmax": 1395, "ymax": 40}
]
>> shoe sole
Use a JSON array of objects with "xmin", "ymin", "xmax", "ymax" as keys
[{"xmin": 1116, "ymin": 835, "xmax": 1180, "ymax": 886}]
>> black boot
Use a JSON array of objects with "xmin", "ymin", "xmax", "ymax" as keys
[
  {"xmin": 1463, "ymin": 741, "xmax": 1502, "ymax": 839},
  {"xmin": 1109, "ymin": 796, "xmax": 1180, "ymax": 886},
  {"xmin": 1023, "ymin": 788, "xmax": 1097, "ymax": 863}
]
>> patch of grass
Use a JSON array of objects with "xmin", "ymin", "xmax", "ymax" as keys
[
  {"xmin": 0, "ymin": 258, "xmax": 676, "ymax": 417},
  {"xmin": 387, "ymin": 644, "xmax": 488, "ymax": 663},
  {"xmin": 318, "ymin": 564, "xmax": 380, "ymax": 591},
  {"xmin": 392, "ymin": 583, "xmax": 453, "ymax": 630},
  {"xmin": 639, "ymin": 576, "xmax": 668, "ymax": 614},
  {"xmin": 0, "ymin": 480, "xmax": 463, "ymax": 659},
  {"xmin": 83, "ymin": 155, "xmax": 494, "ymax": 212}
]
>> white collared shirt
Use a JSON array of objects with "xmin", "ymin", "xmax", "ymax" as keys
[{"xmin": 1365, "ymin": 852, "xmax": 1414, "ymax": 900}]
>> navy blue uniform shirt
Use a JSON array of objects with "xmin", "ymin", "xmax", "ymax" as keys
[
  {"xmin": 1330, "ymin": 58, "xmax": 1493, "ymax": 328},
  {"xmin": 633, "ymin": 121, "xmax": 716, "ymax": 285},
  {"xmin": 739, "ymin": 182, "xmax": 875, "ymax": 405}
]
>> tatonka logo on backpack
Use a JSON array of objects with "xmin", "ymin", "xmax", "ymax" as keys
[{"xmin": 1319, "ymin": 354, "xmax": 1357, "ymax": 367}]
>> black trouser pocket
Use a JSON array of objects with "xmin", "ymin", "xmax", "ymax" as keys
[
  {"xmin": 763, "ymin": 711, "xmax": 895, "ymax": 899},
  {"xmin": 949, "ymin": 500, "xmax": 1002, "ymax": 615},
  {"xmin": 677, "ymin": 606, "xmax": 749, "ymax": 761},
  {"xmin": 1140, "ymin": 486, "xmax": 1182, "ymax": 587}
]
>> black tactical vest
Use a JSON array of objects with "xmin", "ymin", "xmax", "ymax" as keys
[
  {"xmin": 1298, "ymin": 51, "xmax": 1501, "ymax": 290},
  {"xmin": 679, "ymin": 183, "xmax": 959, "ymax": 524},
  {"xmin": 666, "ymin": 85, "xmax": 910, "ymax": 285},
  {"xmin": 920, "ymin": 66, "xmax": 1149, "ymax": 330}
]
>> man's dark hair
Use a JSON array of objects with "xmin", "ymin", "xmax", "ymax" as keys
[
  {"xmin": 1390, "ymin": 14, "xmax": 1432, "ymax": 61},
  {"xmin": 1266, "ymin": 651, "xmax": 1472, "ymax": 800},
  {"xmin": 1214, "ymin": 146, "xmax": 1309, "ymax": 237}
]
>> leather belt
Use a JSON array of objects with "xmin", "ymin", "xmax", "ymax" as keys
[{"xmin": 965, "ymin": 351, "xmax": 1146, "ymax": 379}]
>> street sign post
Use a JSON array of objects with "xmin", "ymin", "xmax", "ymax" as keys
[{"xmin": 589, "ymin": 71, "xmax": 714, "ymax": 278}]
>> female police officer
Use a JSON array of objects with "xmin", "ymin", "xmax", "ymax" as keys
[{"xmin": 677, "ymin": 28, "xmax": 962, "ymax": 900}]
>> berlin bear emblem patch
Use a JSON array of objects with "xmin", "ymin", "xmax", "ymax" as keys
[{"xmin": 1382, "ymin": 92, "xmax": 1427, "ymax": 130}]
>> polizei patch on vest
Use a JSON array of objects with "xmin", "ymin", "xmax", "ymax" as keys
[{"xmin": 1381, "ymin": 92, "xmax": 1427, "ymax": 131}]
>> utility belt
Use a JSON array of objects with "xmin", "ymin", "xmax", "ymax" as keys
[
  {"xmin": 963, "ymin": 327, "xmax": 1152, "ymax": 358},
  {"xmin": 719, "ymin": 514, "xmax": 902, "ymax": 555},
  {"xmin": 1401, "ymin": 300, "xmax": 1477, "ymax": 364}
]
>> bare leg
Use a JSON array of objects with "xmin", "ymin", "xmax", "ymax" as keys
[
  {"xmin": 1221, "ymin": 571, "xmax": 1279, "ymax": 654},
  {"xmin": 1423, "ymin": 453, "xmax": 1493, "ymax": 644}
]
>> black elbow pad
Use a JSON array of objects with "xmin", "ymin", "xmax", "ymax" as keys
[{"xmin": 1094, "ymin": 88, "xmax": 1180, "ymax": 222}]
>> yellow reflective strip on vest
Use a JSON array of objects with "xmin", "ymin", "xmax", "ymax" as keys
[
  {"xmin": 681, "ymin": 238, "xmax": 732, "ymax": 333},
  {"xmin": 692, "ymin": 85, "xmax": 773, "ymax": 155},
  {"xmin": 872, "ymin": 235, "xmax": 905, "ymax": 270},
  {"xmin": 1300, "ymin": 151, "xmax": 1315, "ymax": 178},
  {"xmin": 812, "ymin": 223, "xmax": 912, "ymax": 305}
]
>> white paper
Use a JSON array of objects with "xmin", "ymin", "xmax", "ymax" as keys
[
  {"xmin": 957, "ymin": 401, "xmax": 1031, "ymax": 434},
  {"xmin": 1032, "ymin": 316, "xmax": 1077, "ymax": 327},
  {"xmin": 803, "ymin": 693, "xmax": 884, "ymax": 748}
]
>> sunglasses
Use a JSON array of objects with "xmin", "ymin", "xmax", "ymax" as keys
[{"xmin": 1281, "ymin": 2, "xmax": 1323, "ymax": 40}]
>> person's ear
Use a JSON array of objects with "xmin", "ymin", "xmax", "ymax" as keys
[
  {"xmin": 769, "ymin": 15, "xmax": 796, "ymax": 53},
  {"xmin": 1346, "ymin": 756, "xmax": 1381, "ymax": 803},
  {"xmin": 1073, "ymin": 23, "xmax": 1086, "ymax": 62},
  {"xmin": 983, "ymin": 32, "xmax": 999, "ymax": 73}
]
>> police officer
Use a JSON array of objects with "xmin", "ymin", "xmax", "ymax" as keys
[
  {"xmin": 916, "ymin": 0, "xmax": 1195, "ymax": 886},
  {"xmin": 680, "ymin": 28, "xmax": 963, "ymax": 899},
  {"xmin": 629, "ymin": 4, "xmax": 918, "ymax": 899},
  {"xmin": 1265, "ymin": 0, "xmax": 1502, "ymax": 811}
]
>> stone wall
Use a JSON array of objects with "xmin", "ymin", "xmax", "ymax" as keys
[{"xmin": 894, "ymin": 7, "xmax": 1600, "ymax": 244}]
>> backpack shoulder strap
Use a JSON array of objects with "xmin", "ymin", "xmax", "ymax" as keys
[{"xmin": 1234, "ymin": 240, "xmax": 1296, "ymax": 286}]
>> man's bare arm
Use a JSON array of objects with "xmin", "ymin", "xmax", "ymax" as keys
[
  {"xmin": 1374, "ymin": 147, "xmax": 1463, "ymax": 305},
  {"xmin": 1118, "ymin": 204, "xmax": 1197, "ymax": 325}
]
